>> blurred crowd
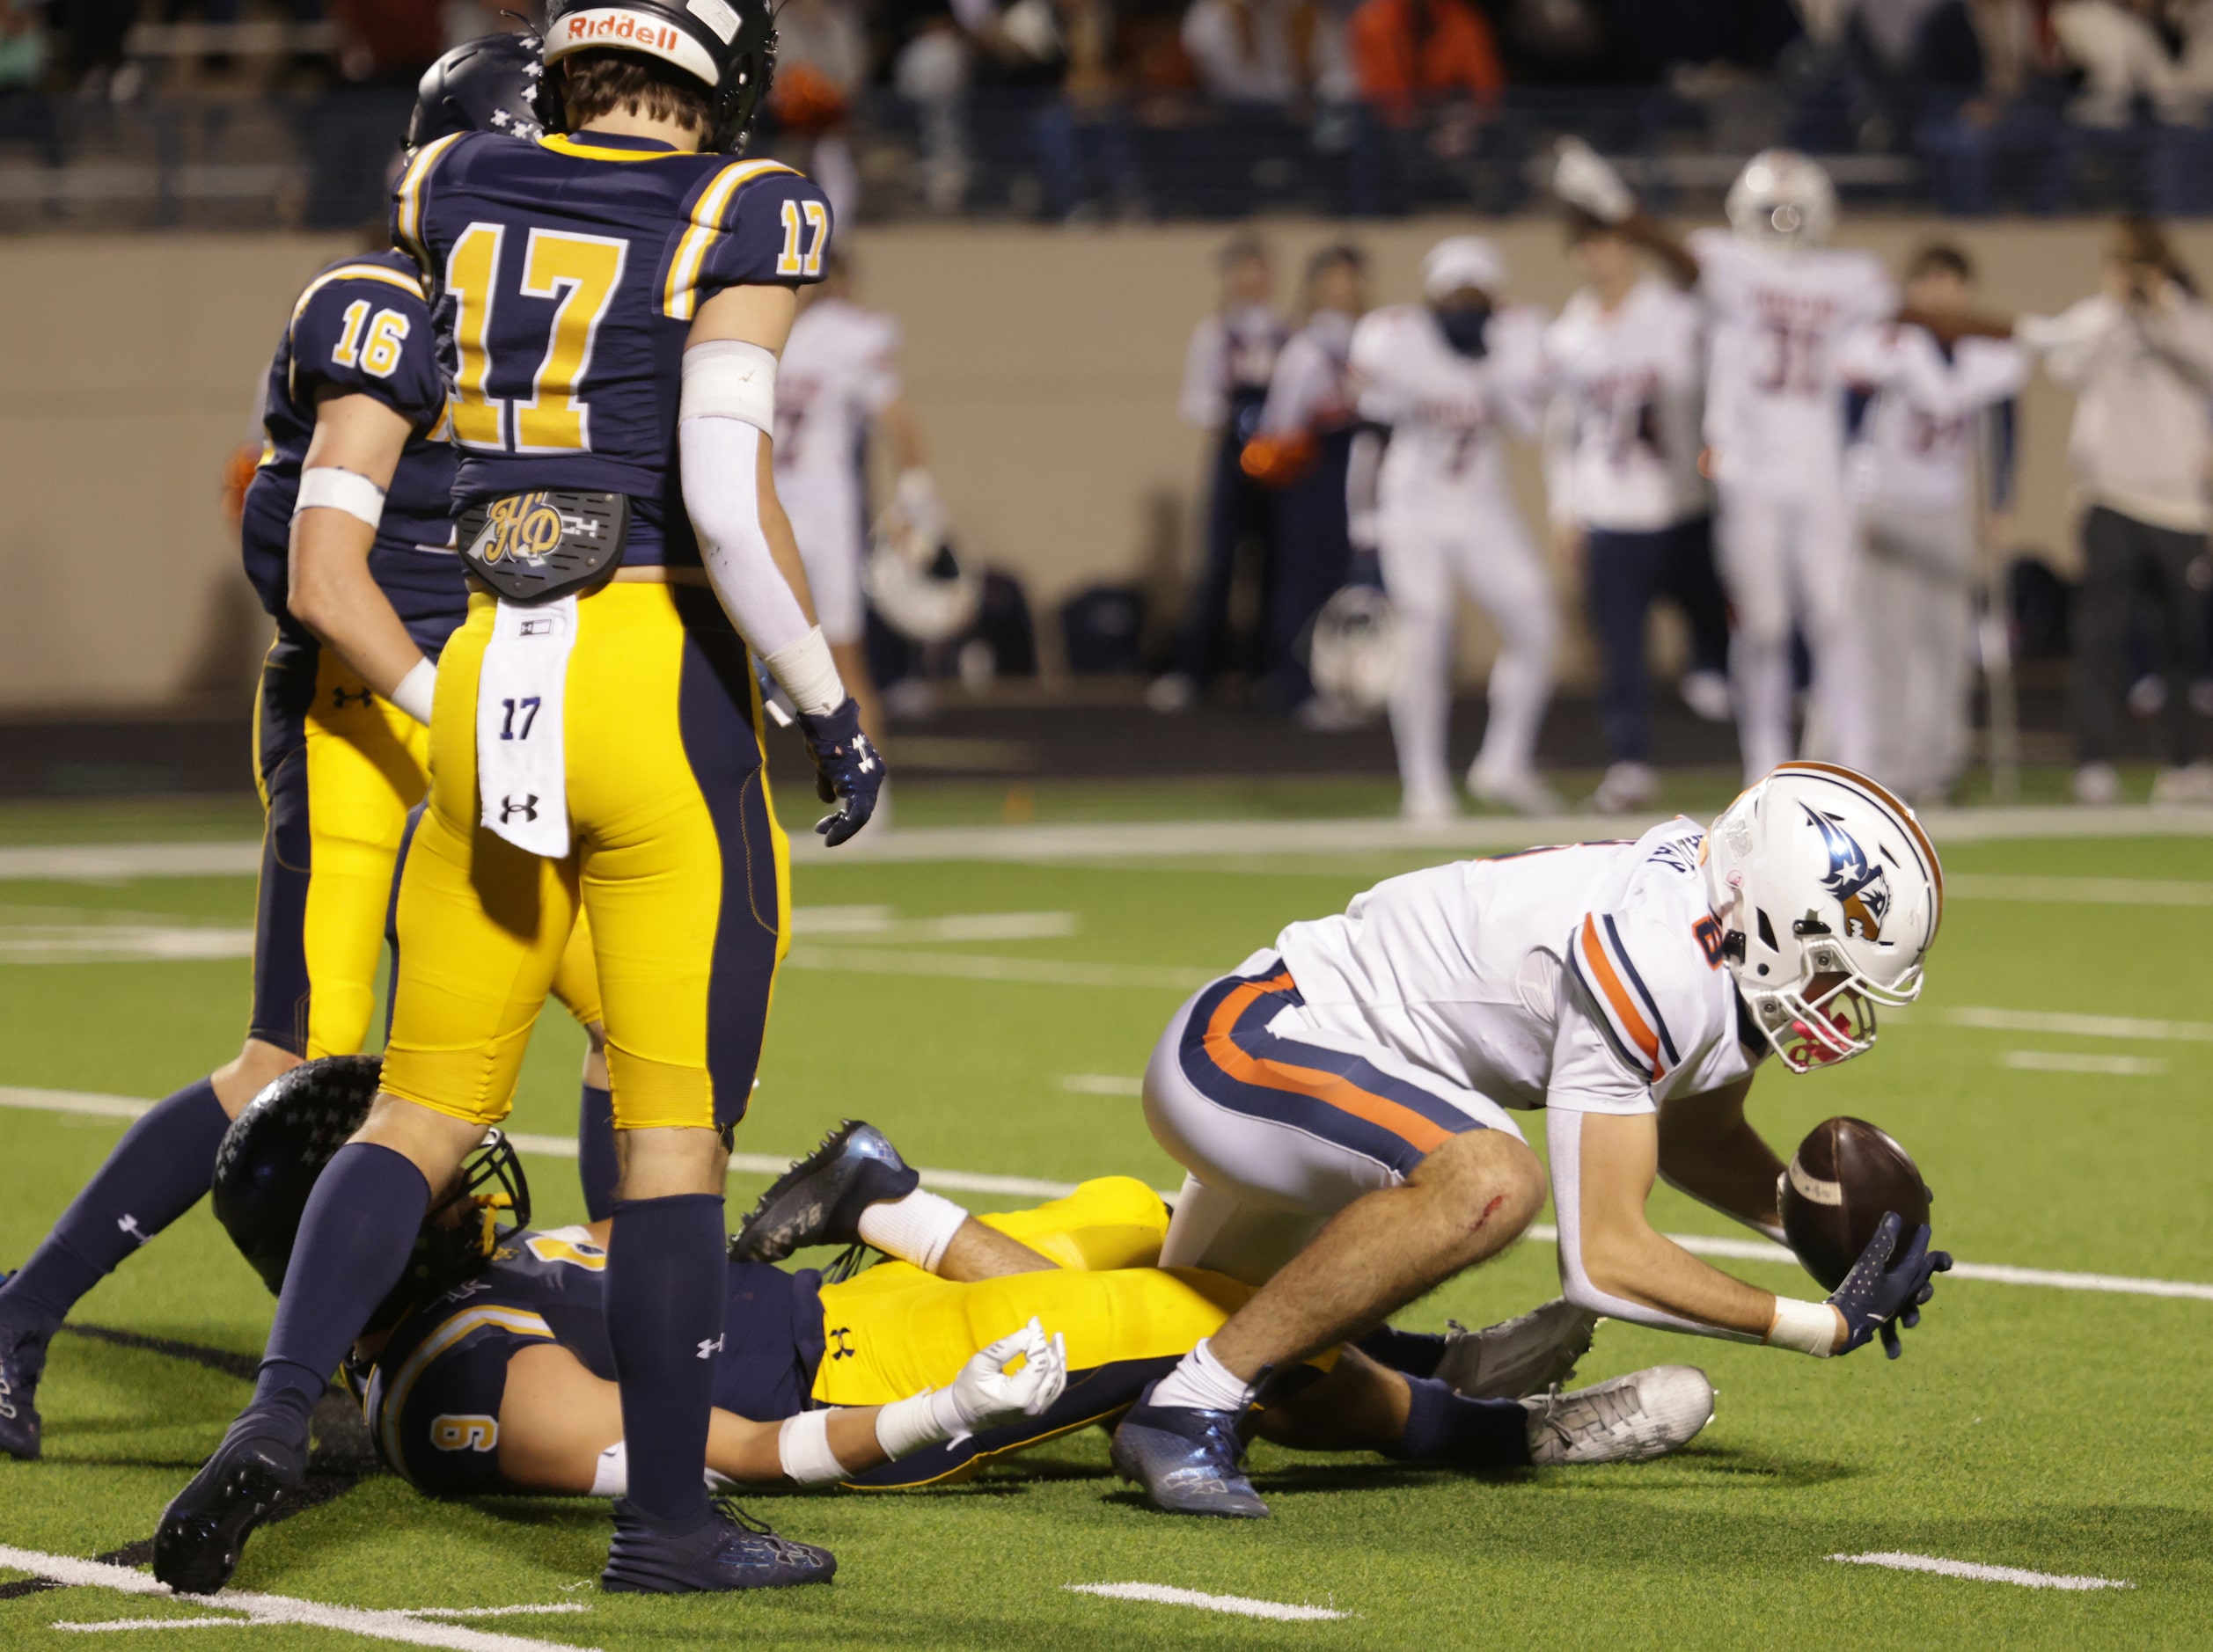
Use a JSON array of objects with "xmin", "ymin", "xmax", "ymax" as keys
[
  {"xmin": 21, "ymin": 0, "xmax": 2213, "ymax": 220},
  {"xmin": 1149, "ymin": 206, "xmax": 2213, "ymax": 815}
]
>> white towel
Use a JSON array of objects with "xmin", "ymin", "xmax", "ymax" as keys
[{"xmin": 476, "ymin": 595, "xmax": 579, "ymax": 858}]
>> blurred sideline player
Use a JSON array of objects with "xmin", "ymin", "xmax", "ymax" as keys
[
  {"xmin": 1555, "ymin": 142, "xmax": 1893, "ymax": 783},
  {"xmin": 1350, "ymin": 236, "xmax": 1557, "ymax": 820},
  {"xmin": 775, "ymin": 244, "xmax": 940, "ymax": 754},
  {"xmin": 0, "ymin": 36, "xmax": 605, "ymax": 1465},
  {"xmin": 1112, "ymin": 763, "xmax": 1951, "ymax": 1517},
  {"xmin": 1242, "ymin": 243, "xmax": 1368, "ymax": 722},
  {"xmin": 1150, "ymin": 231, "xmax": 1286, "ymax": 713},
  {"xmin": 217, "ymin": 1073, "xmax": 1712, "ymax": 1502},
  {"xmin": 157, "ymin": 4, "xmax": 885, "ymax": 1597},
  {"xmin": 1543, "ymin": 210, "xmax": 1732, "ymax": 815},
  {"xmin": 1836, "ymin": 245, "xmax": 2026, "ymax": 803}
]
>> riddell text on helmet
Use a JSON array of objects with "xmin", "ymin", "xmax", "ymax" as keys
[{"xmin": 558, "ymin": 11, "xmax": 684, "ymax": 52}]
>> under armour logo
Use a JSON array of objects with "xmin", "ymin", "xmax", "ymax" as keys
[
  {"xmin": 116, "ymin": 1215, "xmax": 146, "ymax": 1246},
  {"xmin": 853, "ymin": 735, "xmax": 880, "ymax": 777},
  {"xmin": 332, "ymin": 686, "xmax": 374, "ymax": 709},
  {"xmin": 696, "ymin": 1334, "xmax": 725, "ymax": 1361},
  {"xmin": 499, "ymin": 794, "xmax": 539, "ymax": 823},
  {"xmin": 827, "ymin": 1326, "xmax": 856, "ymax": 1361}
]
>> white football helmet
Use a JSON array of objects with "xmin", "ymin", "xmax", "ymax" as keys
[
  {"xmin": 1703, "ymin": 763, "xmax": 1943, "ymax": 1073},
  {"xmin": 1726, "ymin": 150, "xmax": 1837, "ymax": 248},
  {"xmin": 863, "ymin": 517, "xmax": 982, "ymax": 645},
  {"xmin": 1308, "ymin": 585, "xmax": 1402, "ymax": 712}
]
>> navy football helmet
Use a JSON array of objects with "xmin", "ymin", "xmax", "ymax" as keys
[
  {"xmin": 212, "ymin": 1056, "xmax": 531, "ymax": 1327},
  {"xmin": 407, "ymin": 30, "xmax": 548, "ymax": 151},
  {"xmin": 541, "ymin": 0, "xmax": 778, "ymax": 151}
]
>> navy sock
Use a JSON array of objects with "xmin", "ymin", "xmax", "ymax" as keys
[
  {"xmin": 1386, "ymin": 1374, "xmax": 1532, "ymax": 1469},
  {"xmin": 605, "ymin": 1193, "xmax": 727, "ymax": 1530},
  {"xmin": 250, "ymin": 1143, "xmax": 429, "ymax": 1424},
  {"xmin": 1354, "ymin": 1325, "xmax": 1448, "ymax": 1380},
  {"xmin": 577, "ymin": 1084, "xmax": 617, "ymax": 1224},
  {"xmin": 0, "ymin": 1078, "xmax": 231, "ymax": 1332}
]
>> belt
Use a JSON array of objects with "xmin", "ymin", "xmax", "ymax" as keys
[{"xmin": 469, "ymin": 566, "xmax": 710, "ymax": 597}]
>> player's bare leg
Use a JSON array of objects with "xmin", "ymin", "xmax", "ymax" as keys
[{"xmin": 1110, "ymin": 1129, "xmax": 1547, "ymax": 1517}]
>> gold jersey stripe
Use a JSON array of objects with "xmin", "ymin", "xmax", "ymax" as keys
[
  {"xmin": 663, "ymin": 159, "xmax": 798, "ymax": 321},
  {"xmin": 393, "ymin": 131, "xmax": 466, "ymax": 267},
  {"xmin": 538, "ymin": 133, "xmax": 691, "ymax": 164}
]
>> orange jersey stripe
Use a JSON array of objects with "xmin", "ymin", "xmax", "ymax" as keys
[
  {"xmin": 1579, "ymin": 916, "xmax": 1660, "ymax": 1076},
  {"xmin": 1199, "ymin": 976, "xmax": 1455, "ymax": 1155}
]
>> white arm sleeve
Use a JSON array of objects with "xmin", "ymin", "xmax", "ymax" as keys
[
  {"xmin": 1545, "ymin": 1107, "xmax": 1762, "ymax": 1343},
  {"xmin": 678, "ymin": 413, "xmax": 813, "ymax": 662}
]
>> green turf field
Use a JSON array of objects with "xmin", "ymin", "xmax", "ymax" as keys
[{"xmin": 1, "ymin": 793, "xmax": 2209, "ymax": 1648}]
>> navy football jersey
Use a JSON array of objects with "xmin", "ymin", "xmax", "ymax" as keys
[
  {"xmin": 392, "ymin": 130, "xmax": 832, "ymax": 567},
  {"xmin": 355, "ymin": 1224, "xmax": 824, "ymax": 1493},
  {"xmin": 240, "ymin": 252, "xmax": 467, "ymax": 655}
]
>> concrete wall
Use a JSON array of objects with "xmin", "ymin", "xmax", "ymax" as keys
[{"xmin": 0, "ymin": 216, "xmax": 2171, "ymax": 711}]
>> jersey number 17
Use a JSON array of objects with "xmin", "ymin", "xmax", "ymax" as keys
[{"xmin": 445, "ymin": 222, "xmax": 629, "ymax": 455}]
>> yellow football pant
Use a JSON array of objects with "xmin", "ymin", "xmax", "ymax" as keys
[
  {"xmin": 250, "ymin": 632, "xmax": 599, "ymax": 1058},
  {"xmin": 812, "ymin": 1177, "xmax": 1250, "ymax": 1413},
  {"xmin": 380, "ymin": 585, "xmax": 788, "ymax": 1131}
]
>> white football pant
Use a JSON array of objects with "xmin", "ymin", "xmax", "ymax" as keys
[
  {"xmin": 1857, "ymin": 499, "xmax": 1975, "ymax": 801},
  {"xmin": 1713, "ymin": 481, "xmax": 1872, "ymax": 782},
  {"xmin": 1378, "ymin": 504, "xmax": 1557, "ymax": 805}
]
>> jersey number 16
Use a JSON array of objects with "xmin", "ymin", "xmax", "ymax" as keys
[{"xmin": 445, "ymin": 222, "xmax": 628, "ymax": 456}]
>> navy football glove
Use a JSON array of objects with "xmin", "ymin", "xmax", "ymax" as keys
[
  {"xmin": 797, "ymin": 698, "xmax": 884, "ymax": 848},
  {"xmin": 1827, "ymin": 1210, "xmax": 1952, "ymax": 1359}
]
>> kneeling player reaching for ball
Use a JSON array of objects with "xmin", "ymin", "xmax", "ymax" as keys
[{"xmin": 1113, "ymin": 763, "xmax": 1953, "ymax": 1517}]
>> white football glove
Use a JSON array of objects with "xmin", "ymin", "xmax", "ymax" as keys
[
  {"xmin": 891, "ymin": 466, "xmax": 944, "ymax": 544},
  {"xmin": 1552, "ymin": 136, "xmax": 1635, "ymax": 224},
  {"xmin": 941, "ymin": 1317, "xmax": 1067, "ymax": 1435}
]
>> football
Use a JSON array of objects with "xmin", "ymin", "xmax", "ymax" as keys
[{"xmin": 1778, "ymin": 1117, "xmax": 1934, "ymax": 1291}]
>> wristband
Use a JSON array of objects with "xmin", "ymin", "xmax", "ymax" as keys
[
  {"xmin": 295, "ymin": 466, "xmax": 386, "ymax": 530},
  {"xmin": 389, "ymin": 658, "xmax": 436, "ymax": 727},
  {"xmin": 765, "ymin": 625, "xmax": 846, "ymax": 717},
  {"xmin": 1766, "ymin": 1296, "xmax": 1839, "ymax": 1357},
  {"xmin": 875, "ymin": 1388, "xmax": 955, "ymax": 1459},
  {"xmin": 777, "ymin": 1410, "xmax": 848, "ymax": 1486}
]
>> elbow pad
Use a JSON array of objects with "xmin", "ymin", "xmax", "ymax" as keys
[
  {"xmin": 1546, "ymin": 1107, "xmax": 1761, "ymax": 1343},
  {"xmin": 681, "ymin": 340, "xmax": 778, "ymax": 432}
]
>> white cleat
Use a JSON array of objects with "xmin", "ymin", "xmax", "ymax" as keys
[
  {"xmin": 1521, "ymin": 1364, "xmax": 1714, "ymax": 1466},
  {"xmin": 1588, "ymin": 761, "xmax": 1660, "ymax": 815},
  {"xmin": 1469, "ymin": 766, "xmax": 1561, "ymax": 817},
  {"xmin": 1401, "ymin": 786, "xmax": 1461, "ymax": 825},
  {"xmin": 1434, "ymin": 1297, "xmax": 1599, "ymax": 1400},
  {"xmin": 1678, "ymin": 669, "xmax": 1733, "ymax": 723}
]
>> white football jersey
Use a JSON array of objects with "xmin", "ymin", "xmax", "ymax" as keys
[
  {"xmin": 1691, "ymin": 229, "xmax": 1894, "ymax": 492},
  {"xmin": 1257, "ymin": 308, "xmax": 1359, "ymax": 435},
  {"xmin": 773, "ymin": 296, "xmax": 902, "ymax": 511},
  {"xmin": 1274, "ymin": 817, "xmax": 1760, "ymax": 1115},
  {"xmin": 1181, "ymin": 303, "xmax": 1288, "ymax": 429},
  {"xmin": 1349, "ymin": 303, "xmax": 1548, "ymax": 510},
  {"xmin": 1543, "ymin": 277, "xmax": 1710, "ymax": 532},
  {"xmin": 1836, "ymin": 324, "xmax": 2027, "ymax": 514}
]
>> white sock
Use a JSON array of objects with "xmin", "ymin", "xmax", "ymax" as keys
[
  {"xmin": 1147, "ymin": 1337, "xmax": 1252, "ymax": 1414},
  {"xmin": 855, "ymin": 1188, "xmax": 968, "ymax": 1272}
]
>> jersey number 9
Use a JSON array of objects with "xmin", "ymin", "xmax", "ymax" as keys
[{"xmin": 446, "ymin": 222, "xmax": 629, "ymax": 455}]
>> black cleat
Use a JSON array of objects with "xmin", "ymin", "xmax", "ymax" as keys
[
  {"xmin": 0, "ymin": 1310, "xmax": 50, "ymax": 1462},
  {"xmin": 730, "ymin": 1121, "xmax": 920, "ymax": 1263},
  {"xmin": 1109, "ymin": 1385, "xmax": 1269, "ymax": 1518},
  {"xmin": 152, "ymin": 1408, "xmax": 307, "ymax": 1595},
  {"xmin": 602, "ymin": 1497, "xmax": 837, "ymax": 1593}
]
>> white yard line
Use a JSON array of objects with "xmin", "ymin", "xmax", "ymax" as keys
[
  {"xmin": 1829, "ymin": 1553, "xmax": 2131, "ymax": 1591},
  {"xmin": 0, "ymin": 927, "xmax": 253, "ymax": 964},
  {"xmin": 11, "ymin": 1090, "xmax": 2213, "ymax": 1299},
  {"xmin": 783, "ymin": 945, "xmax": 1205, "ymax": 992},
  {"xmin": 1948, "ymin": 874, "xmax": 2213, "ymax": 906},
  {"xmin": 1941, "ymin": 1006, "xmax": 2213, "ymax": 1044},
  {"xmin": 2001, "ymin": 1050, "xmax": 2169, "ymax": 1077},
  {"xmin": 1060, "ymin": 1074, "xmax": 1144, "ymax": 1096},
  {"xmin": 1065, "ymin": 1583, "xmax": 1349, "ymax": 1621},
  {"xmin": 0, "ymin": 1546, "xmax": 599, "ymax": 1652},
  {"xmin": 1, "ymin": 804, "xmax": 2203, "ymax": 883}
]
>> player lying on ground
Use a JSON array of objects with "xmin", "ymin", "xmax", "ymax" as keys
[
  {"xmin": 0, "ymin": 33, "xmax": 608, "ymax": 1466},
  {"xmin": 1112, "ymin": 763, "xmax": 1954, "ymax": 1517},
  {"xmin": 214, "ymin": 1061, "xmax": 1714, "ymax": 1518}
]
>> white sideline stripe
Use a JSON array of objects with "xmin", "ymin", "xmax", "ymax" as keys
[
  {"xmin": 1061, "ymin": 1074, "xmax": 1144, "ymax": 1096},
  {"xmin": 0, "ymin": 926, "xmax": 253, "ymax": 963},
  {"xmin": 1943, "ymin": 1006, "xmax": 2213, "ymax": 1044},
  {"xmin": 2001, "ymin": 1049, "xmax": 2169, "ymax": 1076},
  {"xmin": 54, "ymin": 1620, "xmax": 250, "ymax": 1633},
  {"xmin": 401, "ymin": 1607, "xmax": 590, "ymax": 1619},
  {"xmin": 1948, "ymin": 874, "xmax": 2213, "ymax": 906},
  {"xmin": 0, "ymin": 1546, "xmax": 600, "ymax": 1652},
  {"xmin": 1065, "ymin": 1583, "xmax": 1349, "ymax": 1621},
  {"xmin": 0, "ymin": 803, "xmax": 2203, "ymax": 882},
  {"xmin": 10, "ymin": 1086, "xmax": 2213, "ymax": 1297},
  {"xmin": 1829, "ymin": 1553, "xmax": 2132, "ymax": 1591}
]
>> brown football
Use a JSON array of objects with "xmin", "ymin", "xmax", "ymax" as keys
[{"xmin": 1778, "ymin": 1117, "xmax": 1933, "ymax": 1291}]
